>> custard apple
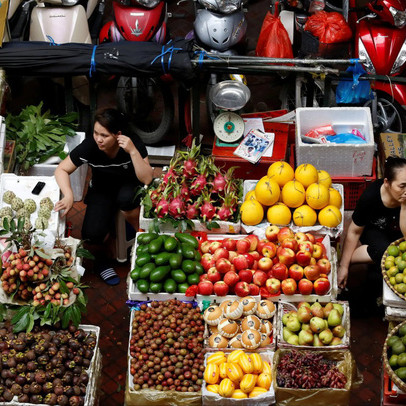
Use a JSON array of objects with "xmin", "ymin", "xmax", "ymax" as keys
[
  {"xmin": 11, "ymin": 197, "xmax": 24, "ymax": 211},
  {"xmin": 2, "ymin": 191, "xmax": 15, "ymax": 205},
  {"xmin": 35, "ymin": 217, "xmax": 48, "ymax": 230},
  {"xmin": 40, "ymin": 197, "xmax": 54, "ymax": 211},
  {"xmin": 0, "ymin": 207, "xmax": 13, "ymax": 218},
  {"xmin": 24, "ymin": 199, "xmax": 37, "ymax": 214},
  {"xmin": 38, "ymin": 206, "xmax": 51, "ymax": 220},
  {"xmin": 16, "ymin": 208, "xmax": 29, "ymax": 218}
]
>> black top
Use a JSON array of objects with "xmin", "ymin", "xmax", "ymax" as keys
[
  {"xmin": 69, "ymin": 134, "xmax": 148, "ymax": 188},
  {"xmin": 352, "ymin": 179, "xmax": 401, "ymax": 240}
]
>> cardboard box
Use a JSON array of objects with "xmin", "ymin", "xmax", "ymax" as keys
[
  {"xmin": 0, "ymin": 0, "xmax": 8, "ymax": 47},
  {"xmin": 378, "ymin": 132, "xmax": 406, "ymax": 175}
]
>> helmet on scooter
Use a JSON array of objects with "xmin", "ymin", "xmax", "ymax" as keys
[{"xmin": 194, "ymin": 9, "xmax": 247, "ymax": 52}]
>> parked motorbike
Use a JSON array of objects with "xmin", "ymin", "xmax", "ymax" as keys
[{"xmin": 99, "ymin": 0, "xmax": 174, "ymax": 145}]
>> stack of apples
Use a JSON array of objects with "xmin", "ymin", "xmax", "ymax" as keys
[{"xmin": 197, "ymin": 225, "xmax": 332, "ymax": 298}]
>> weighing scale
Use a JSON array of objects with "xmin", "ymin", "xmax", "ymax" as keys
[{"xmin": 209, "ymin": 80, "xmax": 251, "ymax": 144}]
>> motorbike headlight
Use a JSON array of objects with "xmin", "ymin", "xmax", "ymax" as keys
[
  {"xmin": 199, "ymin": 0, "xmax": 219, "ymax": 11},
  {"xmin": 390, "ymin": 6, "xmax": 406, "ymax": 27},
  {"xmin": 218, "ymin": 0, "xmax": 240, "ymax": 13},
  {"xmin": 358, "ymin": 39, "xmax": 375, "ymax": 74},
  {"xmin": 134, "ymin": 0, "xmax": 161, "ymax": 8},
  {"xmin": 391, "ymin": 41, "xmax": 406, "ymax": 74}
]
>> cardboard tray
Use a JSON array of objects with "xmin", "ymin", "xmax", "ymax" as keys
[
  {"xmin": 201, "ymin": 350, "xmax": 276, "ymax": 405},
  {"xmin": 276, "ymin": 300, "xmax": 350, "ymax": 350},
  {"xmin": 241, "ymin": 180, "xmax": 344, "ymax": 238}
]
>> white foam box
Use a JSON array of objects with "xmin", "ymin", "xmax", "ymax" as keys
[
  {"xmin": 27, "ymin": 132, "xmax": 87, "ymax": 201},
  {"xmin": 0, "ymin": 117, "xmax": 6, "ymax": 175},
  {"xmin": 383, "ymin": 280, "xmax": 406, "ymax": 309},
  {"xmin": 295, "ymin": 107, "xmax": 374, "ymax": 177}
]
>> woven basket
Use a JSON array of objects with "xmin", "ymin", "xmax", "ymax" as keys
[
  {"xmin": 382, "ymin": 320, "xmax": 406, "ymax": 393},
  {"xmin": 381, "ymin": 237, "xmax": 406, "ymax": 302}
]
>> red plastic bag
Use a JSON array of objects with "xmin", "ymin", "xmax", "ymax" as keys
[
  {"xmin": 256, "ymin": 10, "xmax": 293, "ymax": 59},
  {"xmin": 304, "ymin": 11, "xmax": 352, "ymax": 44}
]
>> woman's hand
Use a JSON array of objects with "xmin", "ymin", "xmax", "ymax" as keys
[
  {"xmin": 54, "ymin": 196, "xmax": 74, "ymax": 218},
  {"xmin": 117, "ymin": 134, "xmax": 136, "ymax": 155},
  {"xmin": 337, "ymin": 264, "xmax": 349, "ymax": 289}
]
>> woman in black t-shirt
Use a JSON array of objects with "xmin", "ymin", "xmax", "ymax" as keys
[
  {"xmin": 338, "ymin": 156, "xmax": 406, "ymax": 289},
  {"xmin": 54, "ymin": 108, "xmax": 153, "ymax": 285}
]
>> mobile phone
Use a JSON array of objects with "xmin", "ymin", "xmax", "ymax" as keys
[{"xmin": 31, "ymin": 181, "xmax": 46, "ymax": 195}]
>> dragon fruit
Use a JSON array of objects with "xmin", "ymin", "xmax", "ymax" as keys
[
  {"xmin": 169, "ymin": 196, "xmax": 186, "ymax": 219},
  {"xmin": 212, "ymin": 172, "xmax": 227, "ymax": 194},
  {"xmin": 149, "ymin": 189, "xmax": 161, "ymax": 208},
  {"xmin": 216, "ymin": 193, "xmax": 237, "ymax": 221},
  {"xmin": 181, "ymin": 138, "xmax": 201, "ymax": 179},
  {"xmin": 186, "ymin": 200, "xmax": 200, "ymax": 220},
  {"xmin": 190, "ymin": 174, "xmax": 207, "ymax": 197},
  {"xmin": 200, "ymin": 191, "xmax": 216, "ymax": 222},
  {"xmin": 180, "ymin": 182, "xmax": 191, "ymax": 202},
  {"xmin": 155, "ymin": 198, "xmax": 170, "ymax": 218}
]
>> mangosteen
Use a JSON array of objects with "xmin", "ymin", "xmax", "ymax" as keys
[
  {"xmin": 25, "ymin": 350, "xmax": 36, "ymax": 361},
  {"xmin": 54, "ymin": 383, "xmax": 64, "ymax": 396},
  {"xmin": 68, "ymin": 395, "xmax": 84, "ymax": 406},
  {"xmin": 73, "ymin": 355, "xmax": 83, "ymax": 366},
  {"xmin": 22, "ymin": 384, "xmax": 30, "ymax": 394},
  {"xmin": 68, "ymin": 339, "xmax": 80, "ymax": 352},
  {"xmin": 0, "ymin": 342, "xmax": 9, "ymax": 352},
  {"xmin": 72, "ymin": 385, "xmax": 81, "ymax": 396},
  {"xmin": 84, "ymin": 349, "xmax": 93, "ymax": 360},
  {"xmin": 74, "ymin": 330, "xmax": 86, "ymax": 342},
  {"xmin": 62, "ymin": 371, "xmax": 73, "ymax": 385},
  {"xmin": 48, "ymin": 346, "xmax": 57, "ymax": 357},
  {"xmin": 12, "ymin": 340, "xmax": 26, "ymax": 352},
  {"xmin": 18, "ymin": 393, "xmax": 30, "ymax": 402},
  {"xmin": 16, "ymin": 363, "xmax": 26, "ymax": 373},
  {"xmin": 26, "ymin": 361, "xmax": 37, "ymax": 371},
  {"xmin": 57, "ymin": 394, "xmax": 69, "ymax": 406},
  {"xmin": 68, "ymin": 325, "xmax": 77, "ymax": 334},
  {"xmin": 3, "ymin": 389, "xmax": 13, "ymax": 401},
  {"xmin": 7, "ymin": 357, "xmax": 16, "ymax": 368},
  {"xmin": 1, "ymin": 370, "xmax": 8, "ymax": 380},
  {"xmin": 26, "ymin": 372, "xmax": 35, "ymax": 383},
  {"xmin": 64, "ymin": 385, "xmax": 73, "ymax": 397},
  {"xmin": 5, "ymin": 378, "xmax": 13, "ymax": 388},
  {"xmin": 30, "ymin": 394, "xmax": 43, "ymax": 404},
  {"xmin": 45, "ymin": 371, "xmax": 55, "ymax": 381},
  {"xmin": 8, "ymin": 367, "xmax": 17, "ymax": 379},
  {"xmin": 42, "ymin": 333, "xmax": 51, "ymax": 342},
  {"xmin": 15, "ymin": 374, "xmax": 26, "ymax": 386},
  {"xmin": 51, "ymin": 337, "xmax": 61, "ymax": 347},
  {"xmin": 11, "ymin": 383, "xmax": 22, "ymax": 396},
  {"xmin": 72, "ymin": 376, "xmax": 80, "ymax": 386},
  {"xmin": 43, "ymin": 381, "xmax": 53, "ymax": 393},
  {"xmin": 82, "ymin": 359, "xmax": 90, "ymax": 368},
  {"xmin": 79, "ymin": 373, "xmax": 88, "ymax": 385},
  {"xmin": 15, "ymin": 352, "xmax": 25, "ymax": 362},
  {"xmin": 72, "ymin": 366, "xmax": 82, "ymax": 376},
  {"xmin": 35, "ymin": 370, "xmax": 46, "ymax": 385},
  {"xmin": 51, "ymin": 357, "xmax": 62, "ymax": 368},
  {"xmin": 33, "ymin": 344, "xmax": 45, "ymax": 355},
  {"xmin": 79, "ymin": 383, "xmax": 86, "ymax": 396},
  {"xmin": 29, "ymin": 381, "xmax": 42, "ymax": 395},
  {"xmin": 44, "ymin": 392, "xmax": 58, "ymax": 405},
  {"xmin": 25, "ymin": 333, "xmax": 34, "ymax": 345}
]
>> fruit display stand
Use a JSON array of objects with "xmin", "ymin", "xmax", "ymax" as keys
[
  {"xmin": 273, "ymin": 349, "xmax": 356, "ymax": 406},
  {"xmin": 0, "ymin": 174, "xmax": 62, "ymax": 235},
  {"xmin": 276, "ymin": 301, "xmax": 350, "ymax": 350},
  {"xmin": 201, "ymin": 351, "xmax": 275, "ymax": 405},
  {"xmin": 295, "ymin": 107, "xmax": 375, "ymax": 177},
  {"xmin": 241, "ymin": 180, "xmax": 344, "ymax": 238}
]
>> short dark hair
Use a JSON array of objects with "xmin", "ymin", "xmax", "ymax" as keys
[
  {"xmin": 94, "ymin": 108, "xmax": 127, "ymax": 134},
  {"xmin": 384, "ymin": 155, "xmax": 406, "ymax": 182}
]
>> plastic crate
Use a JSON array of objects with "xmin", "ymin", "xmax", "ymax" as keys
[{"xmin": 383, "ymin": 367, "xmax": 406, "ymax": 405}]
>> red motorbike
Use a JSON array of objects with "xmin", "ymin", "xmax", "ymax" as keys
[{"xmin": 100, "ymin": 0, "xmax": 174, "ymax": 144}]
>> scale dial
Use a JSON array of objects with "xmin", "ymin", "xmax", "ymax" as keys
[{"xmin": 213, "ymin": 112, "xmax": 245, "ymax": 143}]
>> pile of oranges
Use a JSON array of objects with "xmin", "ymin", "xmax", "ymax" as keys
[{"xmin": 240, "ymin": 162, "xmax": 342, "ymax": 228}]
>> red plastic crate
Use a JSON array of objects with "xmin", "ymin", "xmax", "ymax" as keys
[
  {"xmin": 289, "ymin": 144, "xmax": 377, "ymax": 210},
  {"xmin": 383, "ymin": 368, "xmax": 406, "ymax": 405}
]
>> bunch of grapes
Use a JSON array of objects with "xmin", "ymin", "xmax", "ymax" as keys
[{"xmin": 277, "ymin": 350, "xmax": 347, "ymax": 389}]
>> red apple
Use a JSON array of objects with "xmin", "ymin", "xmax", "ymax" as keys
[
  {"xmin": 258, "ymin": 257, "xmax": 273, "ymax": 272},
  {"xmin": 312, "ymin": 242, "xmax": 325, "ymax": 259},
  {"xmin": 271, "ymin": 262, "xmax": 288, "ymax": 281},
  {"xmin": 252, "ymin": 260, "xmax": 258, "ymax": 270},
  {"xmin": 214, "ymin": 281, "xmax": 229, "ymax": 296},
  {"xmin": 305, "ymin": 232, "xmax": 316, "ymax": 243},
  {"xmin": 298, "ymin": 279, "xmax": 313, "ymax": 295},
  {"xmin": 266, "ymin": 277, "xmax": 281, "ymax": 294},
  {"xmin": 257, "ymin": 239, "xmax": 269, "ymax": 255},
  {"xmin": 198, "ymin": 280, "xmax": 213, "ymax": 295},
  {"xmin": 249, "ymin": 250, "xmax": 260, "ymax": 261},
  {"xmin": 222, "ymin": 238, "xmax": 237, "ymax": 251},
  {"xmin": 246, "ymin": 234, "xmax": 259, "ymax": 251},
  {"xmin": 223, "ymin": 271, "xmax": 239, "ymax": 287},
  {"xmin": 317, "ymin": 258, "xmax": 331, "ymax": 275},
  {"xmin": 201, "ymin": 253, "xmax": 215, "ymax": 271},
  {"xmin": 281, "ymin": 238, "xmax": 299, "ymax": 252},
  {"xmin": 265, "ymin": 225, "xmax": 280, "ymax": 242},
  {"xmin": 262, "ymin": 242, "xmax": 277, "ymax": 258},
  {"xmin": 288, "ymin": 264, "xmax": 304, "ymax": 281},
  {"xmin": 209, "ymin": 241, "xmax": 223, "ymax": 253},
  {"xmin": 310, "ymin": 257, "xmax": 317, "ymax": 265},
  {"xmin": 233, "ymin": 255, "xmax": 249, "ymax": 271},
  {"xmin": 298, "ymin": 241, "xmax": 314, "ymax": 253},
  {"xmin": 277, "ymin": 247, "xmax": 296, "ymax": 266},
  {"xmin": 313, "ymin": 277, "xmax": 331, "ymax": 295},
  {"xmin": 295, "ymin": 250, "xmax": 312, "ymax": 267},
  {"xmin": 253, "ymin": 270, "xmax": 268, "ymax": 287},
  {"xmin": 249, "ymin": 283, "xmax": 260, "ymax": 296},
  {"xmin": 244, "ymin": 253, "xmax": 255, "ymax": 269},
  {"xmin": 228, "ymin": 251, "xmax": 238, "ymax": 262},
  {"xmin": 200, "ymin": 274, "xmax": 209, "ymax": 282},
  {"xmin": 215, "ymin": 258, "xmax": 232, "ymax": 274},
  {"xmin": 213, "ymin": 248, "xmax": 229, "ymax": 261},
  {"xmin": 281, "ymin": 278, "xmax": 297, "ymax": 295},
  {"xmin": 304, "ymin": 264, "xmax": 321, "ymax": 281},
  {"xmin": 200, "ymin": 241, "xmax": 211, "ymax": 254},
  {"xmin": 207, "ymin": 267, "xmax": 221, "ymax": 283},
  {"xmin": 239, "ymin": 269, "xmax": 253, "ymax": 284},
  {"xmin": 294, "ymin": 232, "xmax": 309, "ymax": 243},
  {"xmin": 234, "ymin": 281, "xmax": 250, "ymax": 297},
  {"xmin": 236, "ymin": 238, "xmax": 251, "ymax": 254},
  {"xmin": 277, "ymin": 227, "xmax": 295, "ymax": 243}
]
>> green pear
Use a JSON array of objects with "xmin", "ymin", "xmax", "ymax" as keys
[
  {"xmin": 332, "ymin": 325, "xmax": 346, "ymax": 338},
  {"xmin": 283, "ymin": 327, "xmax": 294, "ymax": 342},
  {"xmin": 313, "ymin": 334, "xmax": 324, "ymax": 347},
  {"xmin": 310, "ymin": 317, "xmax": 325, "ymax": 334},
  {"xmin": 286, "ymin": 316, "xmax": 301, "ymax": 333},
  {"xmin": 298, "ymin": 329, "xmax": 314, "ymax": 345},
  {"xmin": 319, "ymin": 328, "xmax": 334, "ymax": 345},
  {"xmin": 287, "ymin": 334, "xmax": 299, "ymax": 345},
  {"xmin": 332, "ymin": 303, "xmax": 344, "ymax": 316},
  {"xmin": 301, "ymin": 323, "xmax": 311, "ymax": 332},
  {"xmin": 323, "ymin": 302, "xmax": 334, "ymax": 318},
  {"xmin": 310, "ymin": 302, "xmax": 324, "ymax": 318},
  {"xmin": 331, "ymin": 337, "xmax": 343, "ymax": 346},
  {"xmin": 328, "ymin": 309, "xmax": 342, "ymax": 327},
  {"xmin": 297, "ymin": 306, "xmax": 312, "ymax": 323},
  {"xmin": 282, "ymin": 310, "xmax": 297, "ymax": 325}
]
